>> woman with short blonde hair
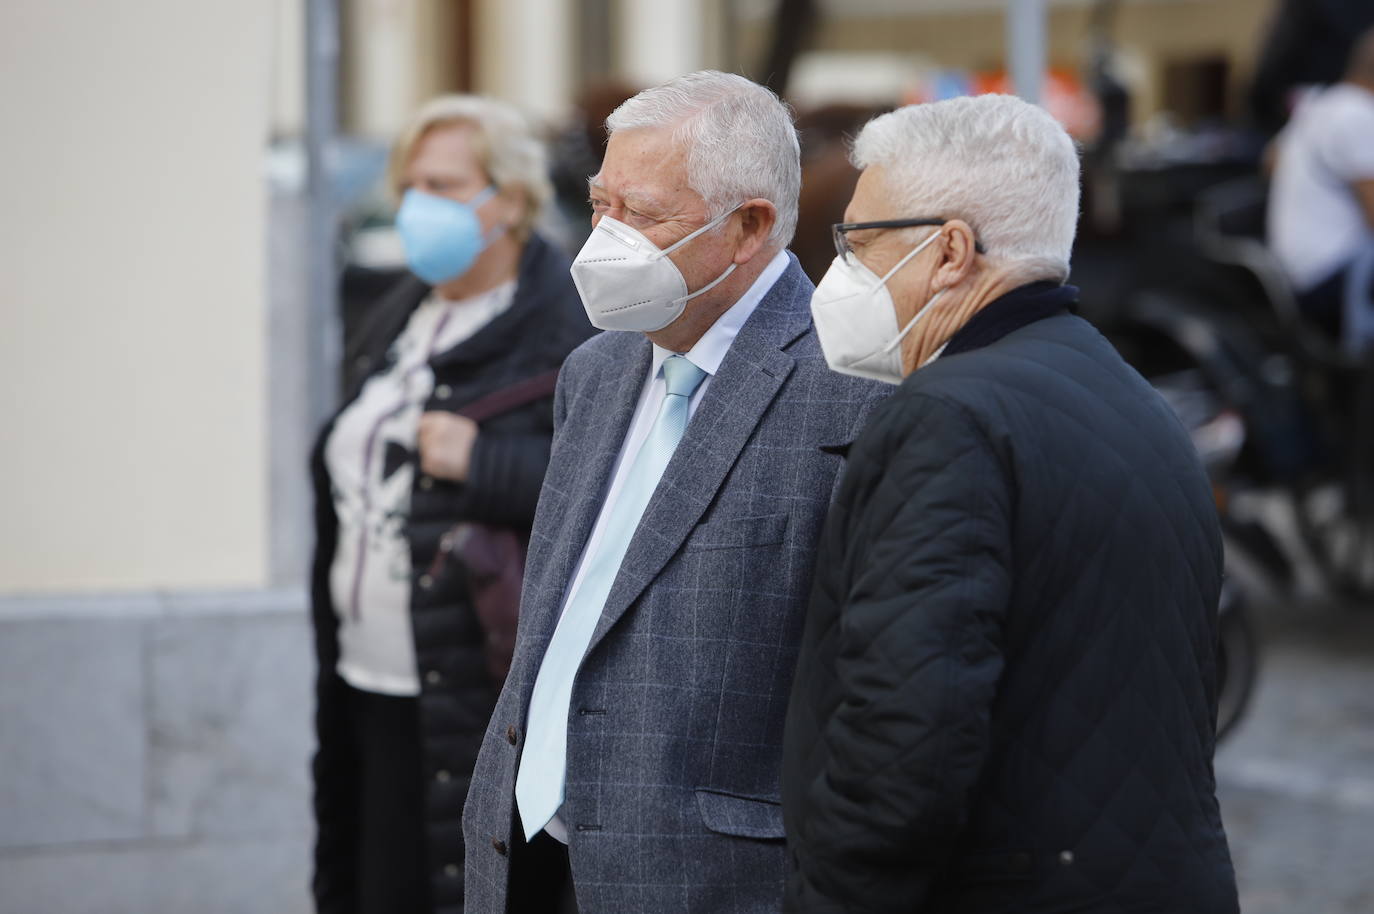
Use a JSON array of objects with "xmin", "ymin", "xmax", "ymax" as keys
[
  {"xmin": 309, "ymin": 94, "xmax": 591, "ymax": 914},
  {"xmin": 386, "ymin": 94, "xmax": 554, "ymax": 242}
]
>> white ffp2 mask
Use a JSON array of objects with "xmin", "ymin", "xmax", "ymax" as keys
[
  {"xmin": 570, "ymin": 206, "xmax": 741, "ymax": 332},
  {"xmin": 810, "ymin": 231, "xmax": 945, "ymax": 384}
]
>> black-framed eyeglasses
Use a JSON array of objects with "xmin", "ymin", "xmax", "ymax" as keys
[{"xmin": 832, "ymin": 217, "xmax": 986, "ymax": 265}]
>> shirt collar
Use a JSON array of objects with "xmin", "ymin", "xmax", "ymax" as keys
[{"xmin": 650, "ymin": 249, "xmax": 790, "ymax": 379}]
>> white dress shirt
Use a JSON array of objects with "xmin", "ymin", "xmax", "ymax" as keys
[{"xmin": 537, "ymin": 249, "xmax": 789, "ymax": 841}]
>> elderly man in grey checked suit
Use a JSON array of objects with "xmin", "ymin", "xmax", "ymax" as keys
[{"xmin": 462, "ymin": 71, "xmax": 887, "ymax": 913}]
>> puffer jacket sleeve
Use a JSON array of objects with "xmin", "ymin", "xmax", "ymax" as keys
[
  {"xmin": 413, "ymin": 353, "xmax": 582, "ymax": 531},
  {"xmin": 791, "ymin": 392, "xmax": 1013, "ymax": 912},
  {"xmin": 450, "ymin": 430, "xmax": 553, "ymax": 528}
]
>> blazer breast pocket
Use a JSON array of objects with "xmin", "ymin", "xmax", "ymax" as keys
[{"xmin": 684, "ymin": 513, "xmax": 789, "ymax": 552}]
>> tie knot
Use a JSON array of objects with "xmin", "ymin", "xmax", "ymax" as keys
[{"xmin": 662, "ymin": 354, "xmax": 706, "ymax": 398}]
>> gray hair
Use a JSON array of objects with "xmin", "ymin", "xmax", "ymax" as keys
[
  {"xmin": 388, "ymin": 94, "xmax": 552, "ymax": 242},
  {"xmin": 606, "ymin": 70, "xmax": 800, "ymax": 250},
  {"xmin": 852, "ymin": 94, "xmax": 1081, "ymax": 282}
]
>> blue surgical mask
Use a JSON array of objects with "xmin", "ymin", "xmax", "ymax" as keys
[{"xmin": 395, "ymin": 186, "xmax": 500, "ymax": 285}]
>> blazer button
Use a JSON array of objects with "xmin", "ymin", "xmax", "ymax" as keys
[
  {"xmin": 444, "ymin": 863, "xmax": 459, "ymax": 877},
  {"xmin": 1059, "ymin": 850, "xmax": 1075, "ymax": 865},
  {"xmin": 435, "ymin": 769, "xmax": 451, "ymax": 783},
  {"xmin": 425, "ymin": 670, "xmax": 442, "ymax": 686},
  {"xmin": 435, "ymin": 383, "xmax": 453, "ymax": 399},
  {"xmin": 506, "ymin": 725, "xmax": 518, "ymax": 745},
  {"xmin": 418, "ymin": 573, "xmax": 434, "ymax": 589},
  {"xmin": 418, "ymin": 475, "xmax": 434, "ymax": 490},
  {"xmin": 491, "ymin": 837, "xmax": 508, "ymax": 856}
]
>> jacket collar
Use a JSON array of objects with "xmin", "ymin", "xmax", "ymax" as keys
[
  {"xmin": 426, "ymin": 234, "xmax": 572, "ymax": 372},
  {"xmin": 940, "ymin": 281, "xmax": 1079, "ymax": 359},
  {"xmin": 815, "ymin": 281, "xmax": 1076, "ymax": 461},
  {"xmin": 341, "ymin": 234, "xmax": 571, "ymax": 403}
]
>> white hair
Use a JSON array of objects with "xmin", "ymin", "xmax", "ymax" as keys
[
  {"xmin": 388, "ymin": 94, "xmax": 552, "ymax": 241},
  {"xmin": 852, "ymin": 94, "xmax": 1081, "ymax": 282},
  {"xmin": 606, "ymin": 70, "xmax": 801, "ymax": 250}
]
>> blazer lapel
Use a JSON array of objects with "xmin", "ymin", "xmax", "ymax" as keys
[
  {"xmin": 584, "ymin": 259, "xmax": 813, "ymax": 656},
  {"xmin": 512, "ymin": 332, "xmax": 651, "ymax": 690}
]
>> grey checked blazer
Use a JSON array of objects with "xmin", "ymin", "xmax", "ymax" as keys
[{"xmin": 462, "ymin": 256, "xmax": 887, "ymax": 913}]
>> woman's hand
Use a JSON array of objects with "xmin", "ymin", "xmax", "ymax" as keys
[{"xmin": 417, "ymin": 412, "xmax": 479, "ymax": 482}]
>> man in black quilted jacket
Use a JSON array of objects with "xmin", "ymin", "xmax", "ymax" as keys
[{"xmin": 782, "ymin": 94, "xmax": 1239, "ymax": 913}]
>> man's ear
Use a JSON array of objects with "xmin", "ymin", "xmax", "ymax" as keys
[
  {"xmin": 733, "ymin": 197, "xmax": 778, "ymax": 264},
  {"xmin": 932, "ymin": 219, "xmax": 978, "ymax": 290}
]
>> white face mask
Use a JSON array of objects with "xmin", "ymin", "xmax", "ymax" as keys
[
  {"xmin": 570, "ymin": 205, "xmax": 742, "ymax": 332},
  {"xmin": 810, "ymin": 230, "xmax": 946, "ymax": 384}
]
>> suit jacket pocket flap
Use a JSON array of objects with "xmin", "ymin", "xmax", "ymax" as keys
[
  {"xmin": 695, "ymin": 789, "xmax": 786, "ymax": 840},
  {"xmin": 685, "ymin": 513, "xmax": 788, "ymax": 551}
]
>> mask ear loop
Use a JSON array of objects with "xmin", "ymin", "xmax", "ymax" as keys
[
  {"xmin": 920, "ymin": 340, "xmax": 951, "ymax": 368},
  {"xmin": 470, "ymin": 185, "xmax": 507, "ymax": 247},
  {"xmin": 882, "ymin": 290, "xmax": 944, "ymax": 354},
  {"xmin": 678, "ymin": 262, "xmax": 738, "ymax": 303},
  {"xmin": 876, "ymin": 230, "xmax": 947, "ymax": 355},
  {"xmin": 651, "ymin": 201, "xmax": 747, "ymax": 261},
  {"xmin": 656, "ymin": 201, "xmax": 747, "ymax": 303},
  {"xmin": 872, "ymin": 227, "xmax": 943, "ymax": 289},
  {"xmin": 469, "ymin": 185, "xmax": 498, "ymax": 209}
]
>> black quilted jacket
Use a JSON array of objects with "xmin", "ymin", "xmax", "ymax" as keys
[
  {"xmin": 309, "ymin": 234, "xmax": 593, "ymax": 914},
  {"xmin": 782, "ymin": 283, "xmax": 1239, "ymax": 913}
]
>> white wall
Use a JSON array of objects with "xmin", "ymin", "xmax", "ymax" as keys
[
  {"xmin": 0, "ymin": 0, "xmax": 274, "ymax": 592},
  {"xmin": 272, "ymin": 0, "xmax": 306, "ymax": 138}
]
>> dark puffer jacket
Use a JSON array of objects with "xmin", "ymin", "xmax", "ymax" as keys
[
  {"xmin": 782, "ymin": 283, "xmax": 1239, "ymax": 913},
  {"xmin": 309, "ymin": 235, "xmax": 593, "ymax": 914}
]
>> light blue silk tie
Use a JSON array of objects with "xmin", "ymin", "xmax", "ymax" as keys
[{"xmin": 515, "ymin": 354, "xmax": 707, "ymax": 840}]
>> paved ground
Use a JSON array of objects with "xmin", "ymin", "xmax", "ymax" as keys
[{"xmin": 1213, "ymin": 591, "xmax": 1374, "ymax": 913}]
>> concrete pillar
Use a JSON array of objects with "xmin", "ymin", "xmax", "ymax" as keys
[
  {"xmin": 1007, "ymin": 0, "xmax": 1047, "ymax": 105},
  {"xmin": 342, "ymin": 0, "xmax": 421, "ymax": 138},
  {"xmin": 477, "ymin": 0, "xmax": 576, "ymax": 127},
  {"xmin": 616, "ymin": 0, "xmax": 704, "ymax": 88},
  {"xmin": 272, "ymin": 0, "xmax": 307, "ymax": 137}
]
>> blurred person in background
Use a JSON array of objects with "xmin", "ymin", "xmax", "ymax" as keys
[
  {"xmin": 462, "ymin": 71, "xmax": 886, "ymax": 913},
  {"xmin": 1267, "ymin": 26, "xmax": 1374, "ymax": 346},
  {"xmin": 547, "ymin": 80, "xmax": 641, "ymax": 250},
  {"xmin": 1249, "ymin": 0, "xmax": 1374, "ymax": 135},
  {"xmin": 309, "ymin": 94, "xmax": 592, "ymax": 914},
  {"xmin": 792, "ymin": 103, "xmax": 886, "ymax": 284},
  {"xmin": 783, "ymin": 94, "xmax": 1238, "ymax": 913}
]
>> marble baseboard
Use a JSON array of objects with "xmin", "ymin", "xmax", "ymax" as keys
[
  {"xmin": 0, "ymin": 619, "xmax": 147, "ymax": 848},
  {"xmin": 0, "ymin": 591, "xmax": 315, "ymax": 913},
  {"xmin": 0, "ymin": 834, "xmax": 312, "ymax": 914},
  {"xmin": 146, "ymin": 613, "xmax": 312, "ymax": 840}
]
